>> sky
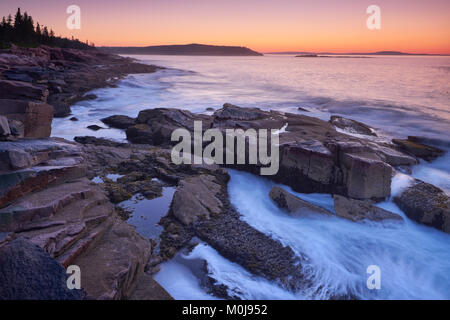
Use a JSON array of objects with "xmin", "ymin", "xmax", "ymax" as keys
[{"xmin": 1, "ymin": 0, "xmax": 449, "ymax": 54}]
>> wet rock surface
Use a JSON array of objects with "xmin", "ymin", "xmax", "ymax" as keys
[
  {"xmin": 118, "ymin": 103, "xmax": 424, "ymax": 201},
  {"xmin": 329, "ymin": 115, "xmax": 377, "ymax": 136},
  {"xmin": 269, "ymin": 186, "xmax": 332, "ymax": 216},
  {"xmin": 159, "ymin": 170, "xmax": 309, "ymax": 292},
  {"xmin": 394, "ymin": 180, "xmax": 449, "ymax": 233},
  {"xmin": 333, "ymin": 195, "xmax": 402, "ymax": 222},
  {"xmin": 392, "ymin": 137, "xmax": 444, "ymax": 162}
]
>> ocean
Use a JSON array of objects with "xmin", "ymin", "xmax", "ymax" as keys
[{"xmin": 52, "ymin": 54, "xmax": 450, "ymax": 299}]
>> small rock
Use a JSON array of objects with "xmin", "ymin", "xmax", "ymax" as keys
[
  {"xmin": 69, "ymin": 117, "xmax": 79, "ymax": 121},
  {"xmin": 334, "ymin": 195, "xmax": 402, "ymax": 222},
  {"xmin": 269, "ymin": 186, "xmax": 332, "ymax": 216},
  {"xmin": 83, "ymin": 94, "xmax": 97, "ymax": 100},
  {"xmin": 101, "ymin": 115, "xmax": 135, "ymax": 129},
  {"xmin": 330, "ymin": 115, "xmax": 377, "ymax": 136},
  {"xmin": 7, "ymin": 119, "xmax": 23, "ymax": 137},
  {"xmin": 0, "ymin": 115, "xmax": 11, "ymax": 137},
  {"xmin": 392, "ymin": 137, "xmax": 444, "ymax": 162},
  {"xmin": 87, "ymin": 125, "xmax": 103, "ymax": 131}
]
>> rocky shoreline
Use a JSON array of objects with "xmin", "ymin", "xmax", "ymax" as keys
[{"xmin": 1, "ymin": 47, "xmax": 449, "ymax": 300}]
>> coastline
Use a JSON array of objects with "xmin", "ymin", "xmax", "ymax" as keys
[{"xmin": 0, "ymin": 47, "xmax": 449, "ymax": 300}]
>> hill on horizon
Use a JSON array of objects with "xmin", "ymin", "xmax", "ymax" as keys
[
  {"xmin": 99, "ymin": 43, "xmax": 263, "ymax": 56},
  {"xmin": 266, "ymin": 50, "xmax": 449, "ymax": 56}
]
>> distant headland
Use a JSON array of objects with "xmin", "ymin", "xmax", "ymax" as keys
[
  {"xmin": 268, "ymin": 50, "xmax": 449, "ymax": 56},
  {"xmin": 99, "ymin": 43, "xmax": 263, "ymax": 56}
]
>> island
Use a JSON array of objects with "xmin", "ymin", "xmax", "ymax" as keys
[{"xmin": 100, "ymin": 43, "xmax": 263, "ymax": 56}]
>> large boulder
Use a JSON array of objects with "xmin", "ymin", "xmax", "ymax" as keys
[
  {"xmin": 0, "ymin": 80, "xmax": 49, "ymax": 102},
  {"xmin": 171, "ymin": 174, "xmax": 223, "ymax": 225},
  {"xmin": 279, "ymin": 141, "xmax": 336, "ymax": 192},
  {"xmin": 130, "ymin": 108, "xmax": 211, "ymax": 145},
  {"xmin": 333, "ymin": 195, "xmax": 402, "ymax": 222},
  {"xmin": 0, "ymin": 99, "xmax": 53, "ymax": 138},
  {"xmin": 394, "ymin": 180, "xmax": 449, "ymax": 233},
  {"xmin": 0, "ymin": 237, "xmax": 84, "ymax": 300},
  {"xmin": 269, "ymin": 186, "xmax": 332, "ymax": 216},
  {"xmin": 339, "ymin": 152, "xmax": 392, "ymax": 200},
  {"xmin": 126, "ymin": 124, "xmax": 153, "ymax": 144}
]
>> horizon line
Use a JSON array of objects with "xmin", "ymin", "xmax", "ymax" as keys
[{"xmin": 97, "ymin": 43, "xmax": 450, "ymax": 56}]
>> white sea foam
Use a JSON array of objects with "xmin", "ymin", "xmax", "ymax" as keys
[
  {"xmin": 154, "ymin": 170, "xmax": 450, "ymax": 300},
  {"xmin": 226, "ymin": 170, "xmax": 450, "ymax": 300}
]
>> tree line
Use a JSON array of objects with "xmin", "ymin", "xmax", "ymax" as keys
[{"xmin": 0, "ymin": 8, "xmax": 94, "ymax": 50}]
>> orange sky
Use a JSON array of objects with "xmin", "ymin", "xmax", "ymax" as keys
[{"xmin": 1, "ymin": 0, "xmax": 450, "ymax": 54}]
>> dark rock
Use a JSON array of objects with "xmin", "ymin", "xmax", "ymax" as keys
[
  {"xmin": 269, "ymin": 186, "xmax": 332, "ymax": 216},
  {"xmin": 297, "ymin": 107, "xmax": 309, "ymax": 112},
  {"xmin": 74, "ymin": 136, "xmax": 127, "ymax": 147},
  {"xmin": 87, "ymin": 125, "xmax": 103, "ymax": 131},
  {"xmin": 47, "ymin": 94, "xmax": 72, "ymax": 117},
  {"xmin": 3, "ymin": 73, "xmax": 33, "ymax": 82},
  {"xmin": 330, "ymin": 115, "xmax": 377, "ymax": 136},
  {"xmin": 132, "ymin": 108, "xmax": 211, "ymax": 145},
  {"xmin": 206, "ymin": 107, "xmax": 215, "ymax": 111},
  {"xmin": 126, "ymin": 124, "xmax": 153, "ymax": 144},
  {"xmin": 0, "ymin": 237, "xmax": 84, "ymax": 300},
  {"xmin": 394, "ymin": 180, "xmax": 449, "ymax": 233},
  {"xmin": 213, "ymin": 103, "xmax": 266, "ymax": 121},
  {"xmin": 69, "ymin": 117, "xmax": 78, "ymax": 121},
  {"xmin": 101, "ymin": 115, "xmax": 135, "ymax": 129},
  {"xmin": 334, "ymin": 195, "xmax": 402, "ymax": 222},
  {"xmin": 392, "ymin": 137, "xmax": 444, "ymax": 161},
  {"xmin": 407, "ymin": 136, "xmax": 450, "ymax": 149},
  {"xmin": 103, "ymin": 181, "xmax": 132, "ymax": 203},
  {"xmin": 82, "ymin": 94, "xmax": 97, "ymax": 100}
]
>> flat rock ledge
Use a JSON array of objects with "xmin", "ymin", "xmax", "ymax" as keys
[
  {"xmin": 119, "ymin": 104, "xmax": 427, "ymax": 201},
  {"xmin": 0, "ymin": 137, "xmax": 171, "ymax": 300}
]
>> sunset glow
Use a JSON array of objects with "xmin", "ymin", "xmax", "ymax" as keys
[{"xmin": 1, "ymin": 0, "xmax": 449, "ymax": 53}]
